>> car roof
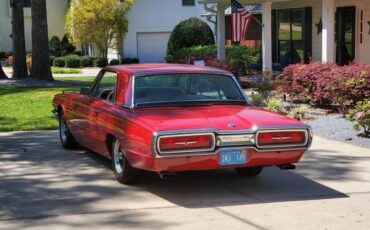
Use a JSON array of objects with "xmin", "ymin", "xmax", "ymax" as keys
[{"xmin": 104, "ymin": 63, "xmax": 233, "ymax": 77}]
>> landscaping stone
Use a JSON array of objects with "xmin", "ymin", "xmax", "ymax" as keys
[{"xmin": 306, "ymin": 114, "xmax": 370, "ymax": 149}]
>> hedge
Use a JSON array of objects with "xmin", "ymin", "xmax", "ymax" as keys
[
  {"xmin": 109, "ymin": 59, "xmax": 120, "ymax": 65},
  {"xmin": 94, "ymin": 57, "xmax": 108, "ymax": 67},
  {"xmin": 80, "ymin": 56, "xmax": 94, "ymax": 67},
  {"xmin": 167, "ymin": 45, "xmax": 260, "ymax": 75},
  {"xmin": 64, "ymin": 54, "xmax": 81, "ymax": 68},
  {"xmin": 53, "ymin": 57, "xmax": 65, "ymax": 67},
  {"xmin": 121, "ymin": 58, "xmax": 139, "ymax": 64},
  {"xmin": 167, "ymin": 17, "xmax": 215, "ymax": 57},
  {"xmin": 277, "ymin": 62, "xmax": 370, "ymax": 114}
]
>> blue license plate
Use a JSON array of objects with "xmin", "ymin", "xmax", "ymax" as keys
[{"xmin": 219, "ymin": 150, "xmax": 247, "ymax": 166}]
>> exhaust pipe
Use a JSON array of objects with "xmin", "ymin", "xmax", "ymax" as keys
[
  {"xmin": 158, "ymin": 172, "xmax": 177, "ymax": 179},
  {"xmin": 277, "ymin": 164, "xmax": 296, "ymax": 170}
]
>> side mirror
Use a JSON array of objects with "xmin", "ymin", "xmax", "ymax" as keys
[{"xmin": 80, "ymin": 88, "xmax": 89, "ymax": 95}]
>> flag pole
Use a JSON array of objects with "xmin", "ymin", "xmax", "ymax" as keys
[{"xmin": 252, "ymin": 15, "xmax": 263, "ymax": 27}]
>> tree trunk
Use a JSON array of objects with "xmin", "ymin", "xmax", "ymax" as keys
[
  {"xmin": 11, "ymin": 0, "xmax": 28, "ymax": 78},
  {"xmin": 0, "ymin": 65, "xmax": 8, "ymax": 79},
  {"xmin": 30, "ymin": 0, "xmax": 53, "ymax": 80}
]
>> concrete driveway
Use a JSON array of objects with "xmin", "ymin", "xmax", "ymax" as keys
[{"xmin": 0, "ymin": 131, "xmax": 369, "ymax": 230}]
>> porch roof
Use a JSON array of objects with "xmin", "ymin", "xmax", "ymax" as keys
[
  {"xmin": 198, "ymin": 0, "xmax": 288, "ymax": 4},
  {"xmin": 202, "ymin": 5, "xmax": 262, "ymax": 16}
]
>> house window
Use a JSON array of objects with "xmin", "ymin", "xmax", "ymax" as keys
[
  {"xmin": 272, "ymin": 7, "xmax": 312, "ymax": 66},
  {"xmin": 81, "ymin": 44, "xmax": 95, "ymax": 57},
  {"xmin": 23, "ymin": 0, "xmax": 31, "ymax": 7},
  {"xmin": 182, "ymin": 0, "xmax": 195, "ymax": 6}
]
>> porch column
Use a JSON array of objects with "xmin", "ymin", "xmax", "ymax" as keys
[
  {"xmin": 262, "ymin": 2, "xmax": 272, "ymax": 71},
  {"xmin": 216, "ymin": 3, "xmax": 226, "ymax": 60},
  {"xmin": 322, "ymin": 0, "xmax": 335, "ymax": 63}
]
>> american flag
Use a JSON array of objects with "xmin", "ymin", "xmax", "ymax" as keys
[{"xmin": 231, "ymin": 0, "xmax": 252, "ymax": 43}]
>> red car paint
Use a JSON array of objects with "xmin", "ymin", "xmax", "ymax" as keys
[{"xmin": 53, "ymin": 64, "xmax": 312, "ymax": 172}]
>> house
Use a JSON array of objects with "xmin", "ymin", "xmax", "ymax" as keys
[
  {"xmin": 200, "ymin": 0, "xmax": 370, "ymax": 69},
  {"xmin": 0, "ymin": 0, "xmax": 68, "ymax": 52},
  {"xmin": 123, "ymin": 0, "xmax": 212, "ymax": 63}
]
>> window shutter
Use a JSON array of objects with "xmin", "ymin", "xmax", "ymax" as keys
[{"xmin": 304, "ymin": 7, "xmax": 312, "ymax": 63}]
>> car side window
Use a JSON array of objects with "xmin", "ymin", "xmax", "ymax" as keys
[{"xmin": 91, "ymin": 71, "xmax": 118, "ymax": 103}]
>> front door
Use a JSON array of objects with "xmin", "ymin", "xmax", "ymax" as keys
[{"xmin": 336, "ymin": 6, "xmax": 356, "ymax": 65}]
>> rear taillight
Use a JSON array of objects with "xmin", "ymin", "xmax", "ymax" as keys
[
  {"xmin": 257, "ymin": 130, "xmax": 307, "ymax": 148},
  {"xmin": 157, "ymin": 134, "xmax": 215, "ymax": 154}
]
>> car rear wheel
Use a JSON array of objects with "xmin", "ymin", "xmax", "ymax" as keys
[
  {"xmin": 111, "ymin": 138, "xmax": 137, "ymax": 184},
  {"xmin": 235, "ymin": 166, "xmax": 263, "ymax": 177},
  {"xmin": 59, "ymin": 111, "xmax": 78, "ymax": 149}
]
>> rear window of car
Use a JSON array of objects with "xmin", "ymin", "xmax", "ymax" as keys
[{"xmin": 134, "ymin": 74, "xmax": 247, "ymax": 107}]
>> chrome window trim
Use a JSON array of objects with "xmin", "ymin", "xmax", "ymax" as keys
[
  {"xmin": 230, "ymin": 75, "xmax": 251, "ymax": 105},
  {"xmin": 152, "ymin": 125, "xmax": 312, "ymax": 158},
  {"xmin": 255, "ymin": 129, "xmax": 309, "ymax": 149},
  {"xmin": 157, "ymin": 132, "xmax": 216, "ymax": 155},
  {"xmin": 130, "ymin": 73, "xmax": 248, "ymax": 109}
]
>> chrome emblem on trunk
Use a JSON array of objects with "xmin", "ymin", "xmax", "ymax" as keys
[{"xmin": 228, "ymin": 123, "xmax": 237, "ymax": 128}]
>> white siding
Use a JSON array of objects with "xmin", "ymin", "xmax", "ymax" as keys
[
  {"xmin": 0, "ymin": 0, "xmax": 67, "ymax": 52},
  {"xmin": 137, "ymin": 32, "xmax": 171, "ymax": 63},
  {"xmin": 123, "ymin": 0, "xmax": 212, "ymax": 60}
]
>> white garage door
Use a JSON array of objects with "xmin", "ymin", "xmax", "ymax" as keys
[{"xmin": 137, "ymin": 32, "xmax": 171, "ymax": 63}]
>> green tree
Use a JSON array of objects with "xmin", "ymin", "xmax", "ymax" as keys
[
  {"xmin": 61, "ymin": 34, "xmax": 76, "ymax": 56},
  {"xmin": 65, "ymin": 0, "xmax": 135, "ymax": 58},
  {"xmin": 49, "ymin": 36, "xmax": 62, "ymax": 57}
]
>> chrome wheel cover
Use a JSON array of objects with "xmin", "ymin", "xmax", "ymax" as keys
[
  {"xmin": 113, "ymin": 140, "xmax": 124, "ymax": 174},
  {"xmin": 60, "ymin": 115, "xmax": 67, "ymax": 143}
]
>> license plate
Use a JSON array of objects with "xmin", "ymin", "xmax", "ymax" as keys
[{"xmin": 219, "ymin": 150, "xmax": 247, "ymax": 166}]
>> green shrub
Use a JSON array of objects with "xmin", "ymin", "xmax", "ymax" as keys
[
  {"xmin": 53, "ymin": 57, "xmax": 65, "ymax": 67},
  {"xmin": 80, "ymin": 56, "xmax": 94, "ymax": 67},
  {"xmin": 50, "ymin": 56, "xmax": 55, "ymax": 66},
  {"xmin": 167, "ymin": 17, "xmax": 214, "ymax": 57},
  {"xmin": 250, "ymin": 93, "xmax": 264, "ymax": 106},
  {"xmin": 347, "ymin": 100, "xmax": 370, "ymax": 136},
  {"xmin": 290, "ymin": 105, "xmax": 309, "ymax": 121},
  {"xmin": 121, "ymin": 58, "xmax": 139, "ymax": 64},
  {"xmin": 109, "ymin": 59, "xmax": 120, "ymax": 65},
  {"xmin": 267, "ymin": 98, "xmax": 285, "ymax": 114},
  {"xmin": 167, "ymin": 45, "xmax": 216, "ymax": 64},
  {"xmin": 73, "ymin": 51, "xmax": 82, "ymax": 56},
  {"xmin": 94, "ymin": 57, "xmax": 108, "ymax": 67},
  {"xmin": 49, "ymin": 36, "xmax": 62, "ymax": 57},
  {"xmin": 64, "ymin": 54, "xmax": 80, "ymax": 68},
  {"xmin": 61, "ymin": 34, "xmax": 76, "ymax": 55},
  {"xmin": 167, "ymin": 45, "xmax": 260, "ymax": 75},
  {"xmin": 226, "ymin": 46, "xmax": 260, "ymax": 75}
]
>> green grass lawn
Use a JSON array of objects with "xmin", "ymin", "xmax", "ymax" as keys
[
  {"xmin": 51, "ymin": 67, "xmax": 82, "ymax": 74},
  {"xmin": 0, "ymin": 76, "xmax": 95, "ymax": 132}
]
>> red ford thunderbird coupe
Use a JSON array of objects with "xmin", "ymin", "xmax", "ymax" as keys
[{"xmin": 52, "ymin": 64, "xmax": 312, "ymax": 184}]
